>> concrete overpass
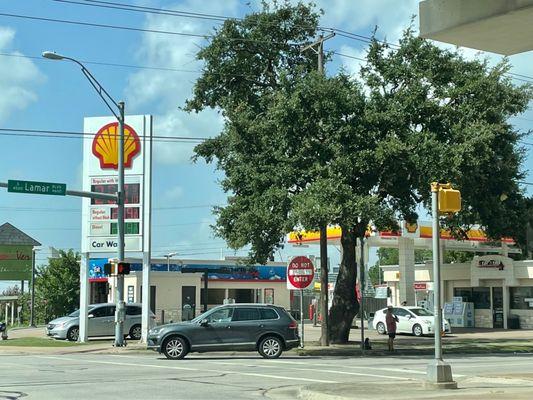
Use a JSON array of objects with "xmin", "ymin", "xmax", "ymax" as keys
[{"xmin": 419, "ymin": 0, "xmax": 533, "ymax": 55}]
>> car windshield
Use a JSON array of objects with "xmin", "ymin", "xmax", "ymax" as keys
[
  {"xmin": 410, "ymin": 308, "xmax": 433, "ymax": 316},
  {"xmin": 68, "ymin": 306, "xmax": 95, "ymax": 317}
]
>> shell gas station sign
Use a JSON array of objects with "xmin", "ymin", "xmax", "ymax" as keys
[{"xmin": 81, "ymin": 115, "xmax": 152, "ymax": 253}]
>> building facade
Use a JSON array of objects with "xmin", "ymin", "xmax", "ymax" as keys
[
  {"xmin": 381, "ymin": 255, "xmax": 533, "ymax": 329},
  {"xmin": 89, "ymin": 258, "xmax": 291, "ymax": 323}
]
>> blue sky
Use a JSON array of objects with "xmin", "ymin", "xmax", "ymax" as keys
[{"xmin": 1, "ymin": 0, "xmax": 533, "ymax": 291}]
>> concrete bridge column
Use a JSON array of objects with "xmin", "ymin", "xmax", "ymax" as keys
[{"xmin": 398, "ymin": 237, "xmax": 416, "ymax": 306}]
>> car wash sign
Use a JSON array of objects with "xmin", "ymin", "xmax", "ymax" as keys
[
  {"xmin": 287, "ymin": 256, "xmax": 315, "ymax": 290},
  {"xmin": 81, "ymin": 115, "xmax": 152, "ymax": 253}
]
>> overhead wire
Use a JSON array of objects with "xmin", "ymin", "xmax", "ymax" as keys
[{"xmin": 0, "ymin": 127, "xmax": 208, "ymax": 143}]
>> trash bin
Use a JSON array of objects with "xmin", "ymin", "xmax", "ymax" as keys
[{"xmin": 507, "ymin": 315, "xmax": 520, "ymax": 329}]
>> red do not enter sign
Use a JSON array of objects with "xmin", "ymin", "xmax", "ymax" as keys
[{"xmin": 287, "ymin": 256, "xmax": 315, "ymax": 290}]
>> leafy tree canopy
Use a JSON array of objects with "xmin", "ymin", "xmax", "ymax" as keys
[{"xmin": 187, "ymin": 2, "xmax": 532, "ymax": 342}]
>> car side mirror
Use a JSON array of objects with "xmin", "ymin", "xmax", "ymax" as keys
[
  {"xmin": 407, "ymin": 315, "xmax": 412, "ymax": 319},
  {"xmin": 88, "ymin": 314, "xmax": 94, "ymax": 319},
  {"xmin": 200, "ymin": 319, "xmax": 209, "ymax": 327}
]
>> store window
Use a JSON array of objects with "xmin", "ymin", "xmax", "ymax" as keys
[
  {"xmin": 510, "ymin": 287, "xmax": 533, "ymax": 309},
  {"xmin": 200, "ymin": 288, "xmax": 225, "ymax": 305},
  {"xmin": 453, "ymin": 287, "xmax": 490, "ymax": 309}
]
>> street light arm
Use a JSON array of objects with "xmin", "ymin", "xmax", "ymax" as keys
[{"xmin": 61, "ymin": 56, "xmax": 121, "ymax": 120}]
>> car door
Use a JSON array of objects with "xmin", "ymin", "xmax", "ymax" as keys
[
  {"xmin": 228, "ymin": 307, "xmax": 263, "ymax": 347},
  {"xmin": 125, "ymin": 305, "xmax": 141, "ymax": 332},
  {"xmin": 88, "ymin": 306, "xmax": 107, "ymax": 336},
  {"xmin": 393, "ymin": 308, "xmax": 412, "ymax": 333},
  {"xmin": 192, "ymin": 307, "xmax": 234, "ymax": 349}
]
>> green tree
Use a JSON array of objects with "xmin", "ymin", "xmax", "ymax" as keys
[
  {"xmin": 188, "ymin": 3, "xmax": 531, "ymax": 343},
  {"xmin": 367, "ymin": 264, "xmax": 383, "ymax": 286},
  {"xmin": 31, "ymin": 250, "xmax": 80, "ymax": 323}
]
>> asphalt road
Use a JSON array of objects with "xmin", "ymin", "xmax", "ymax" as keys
[{"xmin": 2, "ymin": 351, "xmax": 533, "ymax": 399}]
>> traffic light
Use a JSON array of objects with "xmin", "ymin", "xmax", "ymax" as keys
[
  {"xmin": 117, "ymin": 262, "xmax": 130, "ymax": 275},
  {"xmin": 104, "ymin": 263, "xmax": 113, "ymax": 275}
]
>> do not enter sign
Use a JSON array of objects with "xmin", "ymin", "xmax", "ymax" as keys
[{"xmin": 287, "ymin": 256, "xmax": 315, "ymax": 290}]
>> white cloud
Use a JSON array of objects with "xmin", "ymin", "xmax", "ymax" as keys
[
  {"xmin": 338, "ymin": 44, "xmax": 367, "ymax": 76},
  {"xmin": 164, "ymin": 185, "xmax": 184, "ymax": 201},
  {"xmin": 125, "ymin": 1, "xmax": 238, "ymax": 165},
  {"xmin": 317, "ymin": 0, "xmax": 419, "ymax": 43},
  {"xmin": 0, "ymin": 26, "xmax": 43, "ymax": 123}
]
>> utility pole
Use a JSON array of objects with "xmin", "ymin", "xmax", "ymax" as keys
[
  {"xmin": 360, "ymin": 237, "xmax": 365, "ymax": 354},
  {"xmin": 301, "ymin": 32, "xmax": 335, "ymax": 347}
]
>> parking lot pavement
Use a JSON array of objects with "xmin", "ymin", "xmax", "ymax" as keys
[{"xmin": 2, "ymin": 352, "xmax": 533, "ymax": 399}]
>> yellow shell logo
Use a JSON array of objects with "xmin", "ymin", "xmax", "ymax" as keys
[
  {"xmin": 405, "ymin": 222, "xmax": 418, "ymax": 233},
  {"xmin": 92, "ymin": 122, "xmax": 141, "ymax": 169}
]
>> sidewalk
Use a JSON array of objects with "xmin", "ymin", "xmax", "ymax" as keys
[{"xmin": 295, "ymin": 378, "xmax": 533, "ymax": 400}]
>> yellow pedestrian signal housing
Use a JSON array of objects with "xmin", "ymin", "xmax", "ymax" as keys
[
  {"xmin": 103, "ymin": 262, "xmax": 130, "ymax": 275},
  {"xmin": 438, "ymin": 187, "xmax": 461, "ymax": 213},
  {"xmin": 432, "ymin": 182, "xmax": 461, "ymax": 213},
  {"xmin": 104, "ymin": 263, "xmax": 113, "ymax": 275}
]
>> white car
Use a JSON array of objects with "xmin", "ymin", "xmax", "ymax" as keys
[{"xmin": 372, "ymin": 306, "xmax": 451, "ymax": 337}]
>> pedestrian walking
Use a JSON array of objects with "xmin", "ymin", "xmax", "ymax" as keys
[{"xmin": 385, "ymin": 306, "xmax": 399, "ymax": 352}]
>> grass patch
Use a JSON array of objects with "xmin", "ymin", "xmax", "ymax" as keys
[{"xmin": 0, "ymin": 337, "xmax": 85, "ymax": 347}]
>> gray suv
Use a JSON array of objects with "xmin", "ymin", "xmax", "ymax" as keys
[
  {"xmin": 148, "ymin": 304, "xmax": 299, "ymax": 359},
  {"xmin": 46, "ymin": 303, "xmax": 153, "ymax": 341}
]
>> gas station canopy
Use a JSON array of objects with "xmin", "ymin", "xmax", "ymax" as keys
[{"xmin": 419, "ymin": 0, "xmax": 533, "ymax": 55}]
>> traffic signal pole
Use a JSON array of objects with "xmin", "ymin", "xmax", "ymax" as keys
[{"xmin": 114, "ymin": 101, "xmax": 126, "ymax": 347}]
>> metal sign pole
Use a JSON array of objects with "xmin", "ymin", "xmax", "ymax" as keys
[{"xmin": 300, "ymin": 289, "xmax": 304, "ymax": 348}]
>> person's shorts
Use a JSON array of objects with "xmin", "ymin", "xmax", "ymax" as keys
[{"xmin": 388, "ymin": 332, "xmax": 396, "ymax": 339}]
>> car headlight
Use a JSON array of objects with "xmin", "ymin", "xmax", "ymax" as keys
[
  {"xmin": 149, "ymin": 327, "xmax": 163, "ymax": 335},
  {"xmin": 422, "ymin": 320, "xmax": 432, "ymax": 324}
]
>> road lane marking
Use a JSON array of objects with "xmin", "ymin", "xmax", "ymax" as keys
[
  {"xmin": 210, "ymin": 361, "xmax": 412, "ymax": 380},
  {"xmin": 36, "ymin": 355, "xmax": 338, "ymax": 384},
  {"xmin": 263, "ymin": 359, "xmax": 466, "ymax": 378}
]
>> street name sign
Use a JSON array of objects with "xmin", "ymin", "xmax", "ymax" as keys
[
  {"xmin": 8, "ymin": 179, "xmax": 66, "ymax": 196},
  {"xmin": 287, "ymin": 256, "xmax": 315, "ymax": 290}
]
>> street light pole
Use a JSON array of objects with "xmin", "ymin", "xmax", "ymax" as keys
[
  {"xmin": 115, "ymin": 101, "xmax": 126, "ymax": 347},
  {"xmin": 42, "ymin": 50, "xmax": 127, "ymax": 347}
]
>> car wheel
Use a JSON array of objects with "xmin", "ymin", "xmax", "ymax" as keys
[
  {"xmin": 258, "ymin": 336, "xmax": 283, "ymax": 359},
  {"xmin": 376, "ymin": 322, "xmax": 386, "ymax": 335},
  {"xmin": 163, "ymin": 336, "xmax": 188, "ymax": 360},
  {"xmin": 412, "ymin": 324, "xmax": 423, "ymax": 337},
  {"xmin": 129, "ymin": 324, "xmax": 142, "ymax": 340},
  {"xmin": 67, "ymin": 326, "xmax": 79, "ymax": 342}
]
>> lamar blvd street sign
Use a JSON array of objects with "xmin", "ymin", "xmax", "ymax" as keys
[{"xmin": 8, "ymin": 179, "xmax": 66, "ymax": 196}]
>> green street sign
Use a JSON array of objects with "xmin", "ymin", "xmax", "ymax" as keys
[{"xmin": 8, "ymin": 179, "xmax": 66, "ymax": 196}]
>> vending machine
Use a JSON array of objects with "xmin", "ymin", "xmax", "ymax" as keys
[{"xmin": 444, "ymin": 297, "xmax": 474, "ymax": 328}]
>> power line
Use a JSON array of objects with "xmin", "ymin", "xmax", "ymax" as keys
[
  {"xmin": 0, "ymin": 127, "xmax": 208, "ymax": 143},
  {"xmin": 0, "ymin": 12, "xmax": 301, "ymax": 46},
  {"xmin": 0, "ymin": 52, "xmax": 269, "ymax": 80},
  {"xmin": 0, "ymin": 12, "xmax": 210, "ymax": 39},
  {"xmin": 52, "ymin": 0, "xmax": 230, "ymax": 23},
  {"xmin": 0, "ymin": 204, "xmax": 217, "ymax": 212},
  {"xmin": 52, "ymin": 0, "xmax": 383, "ymax": 46}
]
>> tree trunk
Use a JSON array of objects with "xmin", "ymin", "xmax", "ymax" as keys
[{"xmin": 329, "ymin": 225, "xmax": 359, "ymax": 344}]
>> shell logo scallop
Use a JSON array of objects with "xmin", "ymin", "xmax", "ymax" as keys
[{"xmin": 92, "ymin": 122, "xmax": 141, "ymax": 169}]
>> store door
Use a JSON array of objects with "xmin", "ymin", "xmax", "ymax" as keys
[
  {"xmin": 492, "ymin": 287, "xmax": 504, "ymax": 328},
  {"xmin": 182, "ymin": 286, "xmax": 196, "ymax": 321}
]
